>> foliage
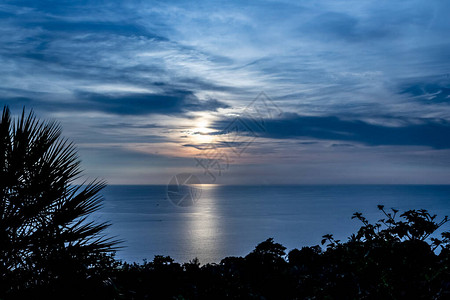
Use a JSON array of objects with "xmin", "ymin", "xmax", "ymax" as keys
[
  {"xmin": 108, "ymin": 207, "xmax": 450, "ymax": 299},
  {"xmin": 0, "ymin": 107, "xmax": 119, "ymax": 299}
]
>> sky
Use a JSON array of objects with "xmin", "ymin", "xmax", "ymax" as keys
[{"xmin": 1, "ymin": 0, "xmax": 450, "ymax": 185}]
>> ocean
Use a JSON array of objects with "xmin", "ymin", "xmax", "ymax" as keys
[{"xmin": 93, "ymin": 185, "xmax": 450, "ymax": 264}]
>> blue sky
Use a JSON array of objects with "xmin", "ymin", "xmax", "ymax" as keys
[{"xmin": 1, "ymin": 0, "xmax": 450, "ymax": 184}]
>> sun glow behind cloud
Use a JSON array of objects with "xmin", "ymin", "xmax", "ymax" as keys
[{"xmin": 188, "ymin": 119, "xmax": 216, "ymax": 144}]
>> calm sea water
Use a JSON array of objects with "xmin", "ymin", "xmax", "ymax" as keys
[{"xmin": 93, "ymin": 185, "xmax": 450, "ymax": 264}]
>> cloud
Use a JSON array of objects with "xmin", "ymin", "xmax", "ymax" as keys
[
  {"xmin": 1, "ymin": 0, "xmax": 450, "ymax": 183},
  {"xmin": 400, "ymin": 82, "xmax": 450, "ymax": 103},
  {"xmin": 330, "ymin": 143, "xmax": 355, "ymax": 148},
  {"xmin": 302, "ymin": 12, "xmax": 361, "ymax": 41},
  {"xmin": 74, "ymin": 90, "xmax": 230, "ymax": 115},
  {"xmin": 212, "ymin": 113, "xmax": 450, "ymax": 149},
  {"xmin": 1, "ymin": 89, "xmax": 230, "ymax": 116},
  {"xmin": 2, "ymin": 0, "xmax": 449, "ymax": 119},
  {"xmin": 97, "ymin": 122, "xmax": 162, "ymax": 129}
]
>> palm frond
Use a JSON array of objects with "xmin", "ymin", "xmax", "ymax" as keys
[{"xmin": 0, "ymin": 106, "xmax": 121, "ymax": 282}]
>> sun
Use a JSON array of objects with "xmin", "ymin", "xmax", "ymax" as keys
[{"xmin": 190, "ymin": 119, "xmax": 215, "ymax": 144}]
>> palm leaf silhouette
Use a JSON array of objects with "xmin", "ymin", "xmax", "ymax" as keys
[{"xmin": 0, "ymin": 107, "xmax": 120, "ymax": 292}]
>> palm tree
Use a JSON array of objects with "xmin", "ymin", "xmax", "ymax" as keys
[{"xmin": 0, "ymin": 106, "xmax": 119, "ymax": 295}]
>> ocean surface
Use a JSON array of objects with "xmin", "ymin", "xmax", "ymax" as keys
[{"xmin": 93, "ymin": 185, "xmax": 450, "ymax": 264}]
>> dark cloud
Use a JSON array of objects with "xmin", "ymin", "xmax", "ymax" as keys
[
  {"xmin": 301, "ymin": 11, "xmax": 390, "ymax": 42},
  {"xmin": 1, "ymin": 90, "xmax": 230, "ymax": 116},
  {"xmin": 305, "ymin": 12, "xmax": 359, "ymax": 40},
  {"xmin": 330, "ymin": 143, "xmax": 355, "ymax": 148},
  {"xmin": 182, "ymin": 141, "xmax": 237, "ymax": 150},
  {"xmin": 26, "ymin": 20, "xmax": 164, "ymax": 40},
  {"xmin": 96, "ymin": 122, "xmax": 162, "ymax": 129},
  {"xmin": 298, "ymin": 141, "xmax": 318, "ymax": 145},
  {"xmin": 182, "ymin": 144, "xmax": 208, "ymax": 150},
  {"xmin": 401, "ymin": 83, "xmax": 450, "ymax": 103},
  {"xmin": 212, "ymin": 113, "xmax": 450, "ymax": 149},
  {"xmin": 75, "ymin": 91, "xmax": 230, "ymax": 115}
]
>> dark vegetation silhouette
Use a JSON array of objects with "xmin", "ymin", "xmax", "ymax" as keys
[
  {"xmin": 3, "ymin": 106, "xmax": 450, "ymax": 299},
  {"xmin": 0, "ymin": 107, "xmax": 119, "ymax": 299},
  {"xmin": 112, "ymin": 207, "xmax": 450, "ymax": 299}
]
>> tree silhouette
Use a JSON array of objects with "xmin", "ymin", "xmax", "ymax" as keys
[{"xmin": 0, "ymin": 107, "xmax": 119, "ymax": 297}]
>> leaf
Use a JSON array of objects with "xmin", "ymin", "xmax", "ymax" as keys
[{"xmin": 0, "ymin": 106, "xmax": 120, "ymax": 284}]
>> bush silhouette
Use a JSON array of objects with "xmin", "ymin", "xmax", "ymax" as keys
[
  {"xmin": 317, "ymin": 206, "xmax": 450, "ymax": 298},
  {"xmin": 0, "ymin": 107, "xmax": 119, "ymax": 298},
  {"xmin": 108, "ymin": 207, "xmax": 450, "ymax": 299}
]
